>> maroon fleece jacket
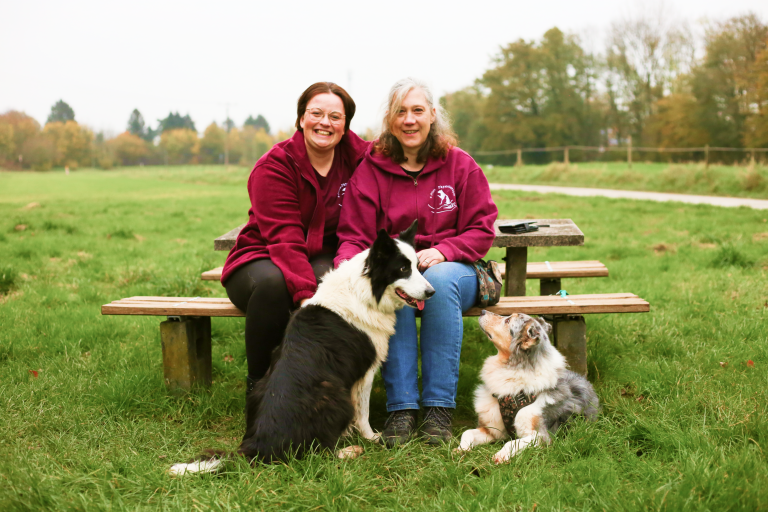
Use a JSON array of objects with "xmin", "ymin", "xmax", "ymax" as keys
[
  {"xmin": 335, "ymin": 146, "xmax": 498, "ymax": 267},
  {"xmin": 221, "ymin": 129, "xmax": 370, "ymax": 304}
]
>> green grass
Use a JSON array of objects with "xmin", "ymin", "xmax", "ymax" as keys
[
  {"xmin": 481, "ymin": 161, "xmax": 768, "ymax": 199},
  {"xmin": 1, "ymin": 167, "xmax": 767, "ymax": 511}
]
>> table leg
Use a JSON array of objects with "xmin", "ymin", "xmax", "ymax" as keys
[{"xmin": 504, "ymin": 247, "xmax": 527, "ymax": 296}]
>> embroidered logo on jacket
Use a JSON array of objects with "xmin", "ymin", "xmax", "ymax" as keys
[
  {"xmin": 428, "ymin": 185, "xmax": 458, "ymax": 213},
  {"xmin": 337, "ymin": 182, "xmax": 347, "ymax": 206}
]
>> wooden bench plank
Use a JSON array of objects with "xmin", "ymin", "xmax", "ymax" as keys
[
  {"xmin": 200, "ymin": 260, "xmax": 610, "ymax": 281},
  {"xmin": 102, "ymin": 293, "xmax": 648, "ymax": 318}
]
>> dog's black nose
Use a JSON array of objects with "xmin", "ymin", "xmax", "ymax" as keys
[{"xmin": 425, "ymin": 285, "xmax": 436, "ymax": 298}]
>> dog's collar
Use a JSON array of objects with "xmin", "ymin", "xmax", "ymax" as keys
[{"xmin": 493, "ymin": 391, "xmax": 537, "ymax": 437}]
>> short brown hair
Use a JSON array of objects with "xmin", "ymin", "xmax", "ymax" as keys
[
  {"xmin": 295, "ymin": 82, "xmax": 356, "ymax": 133},
  {"xmin": 373, "ymin": 77, "xmax": 456, "ymax": 164}
]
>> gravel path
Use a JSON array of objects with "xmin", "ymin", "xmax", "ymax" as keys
[{"xmin": 488, "ymin": 183, "xmax": 768, "ymax": 210}]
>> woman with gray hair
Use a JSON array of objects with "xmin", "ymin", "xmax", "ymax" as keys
[{"xmin": 335, "ymin": 78, "xmax": 498, "ymax": 446}]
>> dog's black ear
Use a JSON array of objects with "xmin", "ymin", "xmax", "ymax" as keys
[
  {"xmin": 398, "ymin": 219, "xmax": 418, "ymax": 247},
  {"xmin": 365, "ymin": 229, "xmax": 398, "ymax": 303}
]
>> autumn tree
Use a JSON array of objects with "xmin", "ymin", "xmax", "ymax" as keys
[
  {"xmin": 199, "ymin": 123, "xmax": 225, "ymax": 164},
  {"xmin": 472, "ymin": 27, "xmax": 602, "ymax": 162},
  {"xmin": 244, "ymin": 114, "xmax": 270, "ymax": 134},
  {"xmin": 0, "ymin": 111, "xmax": 41, "ymax": 167},
  {"xmin": 440, "ymin": 86, "xmax": 487, "ymax": 153},
  {"xmin": 108, "ymin": 132, "xmax": 149, "ymax": 165},
  {"xmin": 42, "ymin": 120, "xmax": 93, "ymax": 168},
  {"xmin": 240, "ymin": 126, "xmax": 274, "ymax": 165},
  {"xmin": 47, "ymin": 100, "xmax": 76, "ymax": 124},
  {"xmin": 688, "ymin": 14, "xmax": 768, "ymax": 148},
  {"xmin": 160, "ymin": 128, "xmax": 199, "ymax": 164}
]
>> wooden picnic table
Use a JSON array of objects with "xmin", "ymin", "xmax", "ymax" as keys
[{"xmin": 214, "ymin": 218, "xmax": 584, "ymax": 297}]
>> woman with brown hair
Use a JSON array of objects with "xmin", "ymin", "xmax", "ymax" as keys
[
  {"xmin": 222, "ymin": 82, "xmax": 369, "ymax": 393},
  {"xmin": 336, "ymin": 78, "xmax": 498, "ymax": 446}
]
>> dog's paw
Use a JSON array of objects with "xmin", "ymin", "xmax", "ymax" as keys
[
  {"xmin": 366, "ymin": 432, "xmax": 381, "ymax": 443},
  {"xmin": 492, "ymin": 444, "xmax": 512, "ymax": 464},
  {"xmin": 168, "ymin": 458, "xmax": 222, "ymax": 476},
  {"xmin": 336, "ymin": 445, "xmax": 364, "ymax": 460}
]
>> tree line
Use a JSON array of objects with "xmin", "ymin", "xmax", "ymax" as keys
[
  {"xmin": 441, "ymin": 13, "xmax": 768, "ymax": 164},
  {"xmin": 0, "ymin": 103, "xmax": 281, "ymax": 171}
]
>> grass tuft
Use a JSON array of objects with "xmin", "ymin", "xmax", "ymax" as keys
[
  {"xmin": 710, "ymin": 243, "xmax": 754, "ymax": 268},
  {"xmin": 0, "ymin": 265, "xmax": 17, "ymax": 294}
]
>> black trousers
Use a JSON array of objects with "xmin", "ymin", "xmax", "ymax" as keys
[{"xmin": 224, "ymin": 255, "xmax": 334, "ymax": 381}]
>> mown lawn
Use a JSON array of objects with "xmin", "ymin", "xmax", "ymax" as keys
[
  {"xmin": 1, "ymin": 167, "xmax": 767, "ymax": 511},
  {"xmin": 480, "ymin": 161, "xmax": 768, "ymax": 200}
]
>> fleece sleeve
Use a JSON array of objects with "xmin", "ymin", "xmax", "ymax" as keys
[
  {"xmin": 249, "ymin": 163, "xmax": 317, "ymax": 304},
  {"xmin": 334, "ymin": 166, "xmax": 380, "ymax": 268},
  {"xmin": 433, "ymin": 167, "xmax": 498, "ymax": 262}
]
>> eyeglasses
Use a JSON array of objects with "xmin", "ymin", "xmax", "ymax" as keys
[{"xmin": 305, "ymin": 108, "xmax": 345, "ymax": 125}]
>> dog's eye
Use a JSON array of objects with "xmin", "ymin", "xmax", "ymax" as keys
[{"xmin": 400, "ymin": 266, "xmax": 408, "ymax": 272}]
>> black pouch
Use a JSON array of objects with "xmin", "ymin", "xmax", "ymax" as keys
[{"xmin": 472, "ymin": 260, "xmax": 503, "ymax": 307}]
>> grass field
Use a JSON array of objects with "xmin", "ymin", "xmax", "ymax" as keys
[
  {"xmin": 480, "ymin": 162, "xmax": 768, "ymax": 199},
  {"xmin": 1, "ymin": 166, "xmax": 767, "ymax": 511}
]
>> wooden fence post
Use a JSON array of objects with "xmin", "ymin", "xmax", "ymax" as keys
[
  {"xmin": 751, "ymin": 148, "xmax": 756, "ymax": 166},
  {"xmin": 516, "ymin": 148, "xmax": 523, "ymax": 167},
  {"xmin": 564, "ymin": 146, "xmax": 570, "ymax": 165},
  {"xmin": 705, "ymin": 144, "xmax": 709, "ymax": 169},
  {"xmin": 628, "ymin": 136, "xmax": 633, "ymax": 169}
]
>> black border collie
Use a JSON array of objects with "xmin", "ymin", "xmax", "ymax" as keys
[{"xmin": 170, "ymin": 221, "xmax": 434, "ymax": 474}]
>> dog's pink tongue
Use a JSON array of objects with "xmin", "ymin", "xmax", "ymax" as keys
[{"xmin": 417, "ymin": 300, "xmax": 425, "ymax": 311}]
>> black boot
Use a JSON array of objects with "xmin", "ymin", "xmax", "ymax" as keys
[
  {"xmin": 382, "ymin": 409, "xmax": 418, "ymax": 448},
  {"xmin": 421, "ymin": 407, "xmax": 453, "ymax": 445}
]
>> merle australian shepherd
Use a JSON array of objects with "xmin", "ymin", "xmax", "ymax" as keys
[
  {"xmin": 456, "ymin": 311, "xmax": 599, "ymax": 464},
  {"xmin": 170, "ymin": 221, "xmax": 434, "ymax": 475}
]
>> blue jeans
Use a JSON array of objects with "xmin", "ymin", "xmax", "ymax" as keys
[{"xmin": 381, "ymin": 262, "xmax": 478, "ymax": 411}]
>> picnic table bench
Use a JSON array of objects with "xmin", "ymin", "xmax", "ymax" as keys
[
  {"xmin": 102, "ymin": 218, "xmax": 650, "ymax": 391},
  {"xmin": 102, "ymin": 294, "xmax": 649, "ymax": 390}
]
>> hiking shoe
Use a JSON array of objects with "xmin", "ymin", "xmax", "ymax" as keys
[
  {"xmin": 421, "ymin": 407, "xmax": 453, "ymax": 445},
  {"xmin": 382, "ymin": 409, "xmax": 418, "ymax": 448}
]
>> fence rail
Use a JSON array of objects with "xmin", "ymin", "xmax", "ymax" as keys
[{"xmin": 471, "ymin": 141, "xmax": 768, "ymax": 169}]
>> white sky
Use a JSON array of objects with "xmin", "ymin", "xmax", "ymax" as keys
[{"xmin": 2, "ymin": 0, "xmax": 766, "ymax": 137}]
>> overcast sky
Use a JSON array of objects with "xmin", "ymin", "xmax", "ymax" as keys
[{"xmin": 2, "ymin": 0, "xmax": 766, "ymax": 137}]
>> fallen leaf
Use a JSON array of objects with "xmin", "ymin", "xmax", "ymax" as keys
[
  {"xmin": 223, "ymin": 355, "xmax": 234, "ymax": 363},
  {"xmin": 134, "ymin": 234, "xmax": 145, "ymax": 242},
  {"xmin": 636, "ymin": 396, "xmax": 644, "ymax": 402},
  {"xmin": 158, "ymin": 455, "xmax": 167, "ymax": 459},
  {"xmin": 14, "ymin": 224, "xmax": 27, "ymax": 231},
  {"xmin": 173, "ymin": 238, "xmax": 187, "ymax": 244},
  {"xmin": 22, "ymin": 202, "xmax": 41, "ymax": 210},
  {"xmin": 747, "ymin": 360, "xmax": 755, "ymax": 367},
  {"xmin": 719, "ymin": 361, "xmax": 728, "ymax": 368},
  {"xmin": 29, "ymin": 370, "xmax": 38, "ymax": 378},
  {"xmin": 77, "ymin": 251, "xmax": 93, "ymax": 259},
  {"xmin": 753, "ymin": 232, "xmax": 768, "ymax": 242}
]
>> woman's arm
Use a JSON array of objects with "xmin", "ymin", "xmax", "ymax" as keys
[
  {"xmin": 433, "ymin": 166, "xmax": 498, "ymax": 262},
  {"xmin": 249, "ymin": 163, "xmax": 318, "ymax": 304},
  {"xmin": 335, "ymin": 166, "xmax": 379, "ymax": 268}
]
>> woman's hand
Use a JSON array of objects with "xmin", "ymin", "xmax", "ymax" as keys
[{"xmin": 416, "ymin": 248, "xmax": 445, "ymax": 271}]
